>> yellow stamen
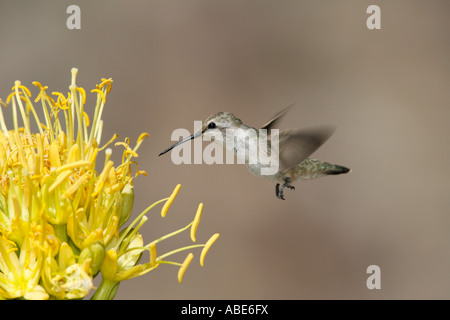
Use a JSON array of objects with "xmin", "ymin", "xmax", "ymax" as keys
[
  {"xmin": 32, "ymin": 81, "xmax": 45, "ymax": 90},
  {"xmin": 137, "ymin": 132, "xmax": 149, "ymax": 144},
  {"xmin": 98, "ymin": 133, "xmax": 118, "ymax": 151},
  {"xmin": 190, "ymin": 203, "xmax": 203, "ymax": 242},
  {"xmin": 149, "ymin": 242, "xmax": 157, "ymax": 266},
  {"xmin": 97, "ymin": 78, "xmax": 113, "ymax": 93},
  {"xmin": 56, "ymin": 160, "xmax": 90, "ymax": 174},
  {"xmin": 178, "ymin": 253, "xmax": 194, "ymax": 283},
  {"xmin": 49, "ymin": 141, "xmax": 61, "ymax": 167},
  {"xmin": 5, "ymin": 92, "xmax": 15, "ymax": 104},
  {"xmin": 51, "ymin": 91, "xmax": 66, "ymax": 105},
  {"xmin": 83, "ymin": 111, "xmax": 90, "ymax": 127},
  {"xmin": 161, "ymin": 184, "xmax": 181, "ymax": 218},
  {"xmin": 12, "ymin": 82, "xmax": 31, "ymax": 97},
  {"xmin": 135, "ymin": 170, "xmax": 147, "ymax": 177},
  {"xmin": 48, "ymin": 170, "xmax": 71, "ymax": 192},
  {"xmin": 115, "ymin": 141, "xmax": 139, "ymax": 157},
  {"xmin": 67, "ymin": 143, "xmax": 81, "ymax": 163},
  {"xmin": 63, "ymin": 174, "xmax": 89, "ymax": 199},
  {"xmin": 92, "ymin": 160, "xmax": 114, "ymax": 196},
  {"xmin": 81, "ymin": 229, "xmax": 103, "ymax": 249},
  {"xmin": 76, "ymin": 87, "xmax": 86, "ymax": 105},
  {"xmin": 18, "ymin": 85, "xmax": 31, "ymax": 97},
  {"xmin": 91, "ymin": 89, "xmax": 106, "ymax": 104},
  {"xmin": 200, "ymin": 233, "xmax": 220, "ymax": 267}
]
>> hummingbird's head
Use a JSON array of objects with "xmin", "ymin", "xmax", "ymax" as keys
[
  {"xmin": 158, "ymin": 112, "xmax": 242, "ymax": 156},
  {"xmin": 202, "ymin": 112, "xmax": 242, "ymax": 138}
]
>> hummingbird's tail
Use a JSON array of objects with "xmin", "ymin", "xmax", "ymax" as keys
[
  {"xmin": 294, "ymin": 158, "xmax": 350, "ymax": 180},
  {"xmin": 325, "ymin": 164, "xmax": 351, "ymax": 175}
]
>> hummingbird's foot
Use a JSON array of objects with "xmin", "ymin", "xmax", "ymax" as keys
[
  {"xmin": 275, "ymin": 182, "xmax": 295, "ymax": 200},
  {"xmin": 275, "ymin": 183, "xmax": 284, "ymax": 200}
]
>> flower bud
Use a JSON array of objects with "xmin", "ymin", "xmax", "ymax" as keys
[
  {"xmin": 119, "ymin": 183, "xmax": 134, "ymax": 227},
  {"xmin": 79, "ymin": 241, "xmax": 105, "ymax": 276}
]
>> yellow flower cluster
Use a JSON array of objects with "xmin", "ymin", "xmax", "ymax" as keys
[{"xmin": 0, "ymin": 68, "xmax": 219, "ymax": 300}]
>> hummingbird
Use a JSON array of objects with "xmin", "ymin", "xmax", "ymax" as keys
[{"xmin": 159, "ymin": 106, "xmax": 350, "ymax": 200}]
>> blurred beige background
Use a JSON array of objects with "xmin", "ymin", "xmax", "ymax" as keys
[{"xmin": 0, "ymin": 0, "xmax": 449, "ymax": 299}]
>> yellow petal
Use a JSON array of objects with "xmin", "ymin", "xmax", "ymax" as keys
[
  {"xmin": 58, "ymin": 242, "xmax": 76, "ymax": 271},
  {"xmin": 23, "ymin": 285, "xmax": 49, "ymax": 300},
  {"xmin": 101, "ymin": 249, "xmax": 118, "ymax": 281}
]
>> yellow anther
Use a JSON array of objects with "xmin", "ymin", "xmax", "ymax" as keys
[
  {"xmin": 18, "ymin": 85, "xmax": 31, "ymax": 97},
  {"xmin": 98, "ymin": 78, "xmax": 113, "ymax": 94},
  {"xmin": 92, "ymin": 160, "xmax": 114, "ymax": 196},
  {"xmin": 56, "ymin": 160, "xmax": 90, "ymax": 174},
  {"xmin": 32, "ymin": 81, "xmax": 44, "ymax": 89},
  {"xmin": 98, "ymin": 134, "xmax": 118, "ymax": 151},
  {"xmin": 149, "ymin": 243, "xmax": 157, "ymax": 266},
  {"xmin": 49, "ymin": 141, "xmax": 61, "ymax": 167},
  {"xmin": 190, "ymin": 203, "xmax": 203, "ymax": 242},
  {"xmin": 137, "ymin": 132, "xmax": 149, "ymax": 144},
  {"xmin": 83, "ymin": 111, "xmax": 90, "ymax": 126},
  {"xmin": 200, "ymin": 233, "xmax": 220, "ymax": 267},
  {"xmin": 48, "ymin": 170, "xmax": 72, "ymax": 192},
  {"xmin": 6, "ymin": 92, "xmax": 15, "ymax": 104},
  {"xmin": 63, "ymin": 174, "xmax": 89, "ymax": 199},
  {"xmin": 91, "ymin": 89, "xmax": 106, "ymax": 104},
  {"xmin": 178, "ymin": 253, "xmax": 194, "ymax": 283},
  {"xmin": 161, "ymin": 184, "xmax": 181, "ymax": 218},
  {"xmin": 76, "ymin": 87, "xmax": 86, "ymax": 104},
  {"xmin": 67, "ymin": 143, "xmax": 81, "ymax": 163}
]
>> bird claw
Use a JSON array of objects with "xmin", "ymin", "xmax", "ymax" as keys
[{"xmin": 275, "ymin": 182, "xmax": 294, "ymax": 200}]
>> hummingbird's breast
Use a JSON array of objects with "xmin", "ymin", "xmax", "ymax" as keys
[
  {"xmin": 221, "ymin": 126, "xmax": 255, "ymax": 160},
  {"xmin": 245, "ymin": 162, "xmax": 283, "ymax": 182}
]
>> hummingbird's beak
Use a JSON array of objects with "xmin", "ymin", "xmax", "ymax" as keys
[{"xmin": 159, "ymin": 130, "xmax": 203, "ymax": 156}]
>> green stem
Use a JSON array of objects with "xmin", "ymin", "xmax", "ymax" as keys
[{"xmin": 91, "ymin": 278, "xmax": 121, "ymax": 300}]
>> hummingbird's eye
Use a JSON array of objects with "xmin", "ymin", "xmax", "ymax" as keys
[{"xmin": 208, "ymin": 122, "xmax": 216, "ymax": 129}]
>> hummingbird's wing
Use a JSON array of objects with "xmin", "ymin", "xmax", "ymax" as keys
[
  {"xmin": 260, "ymin": 104, "xmax": 294, "ymax": 131},
  {"xmin": 273, "ymin": 126, "xmax": 335, "ymax": 173}
]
